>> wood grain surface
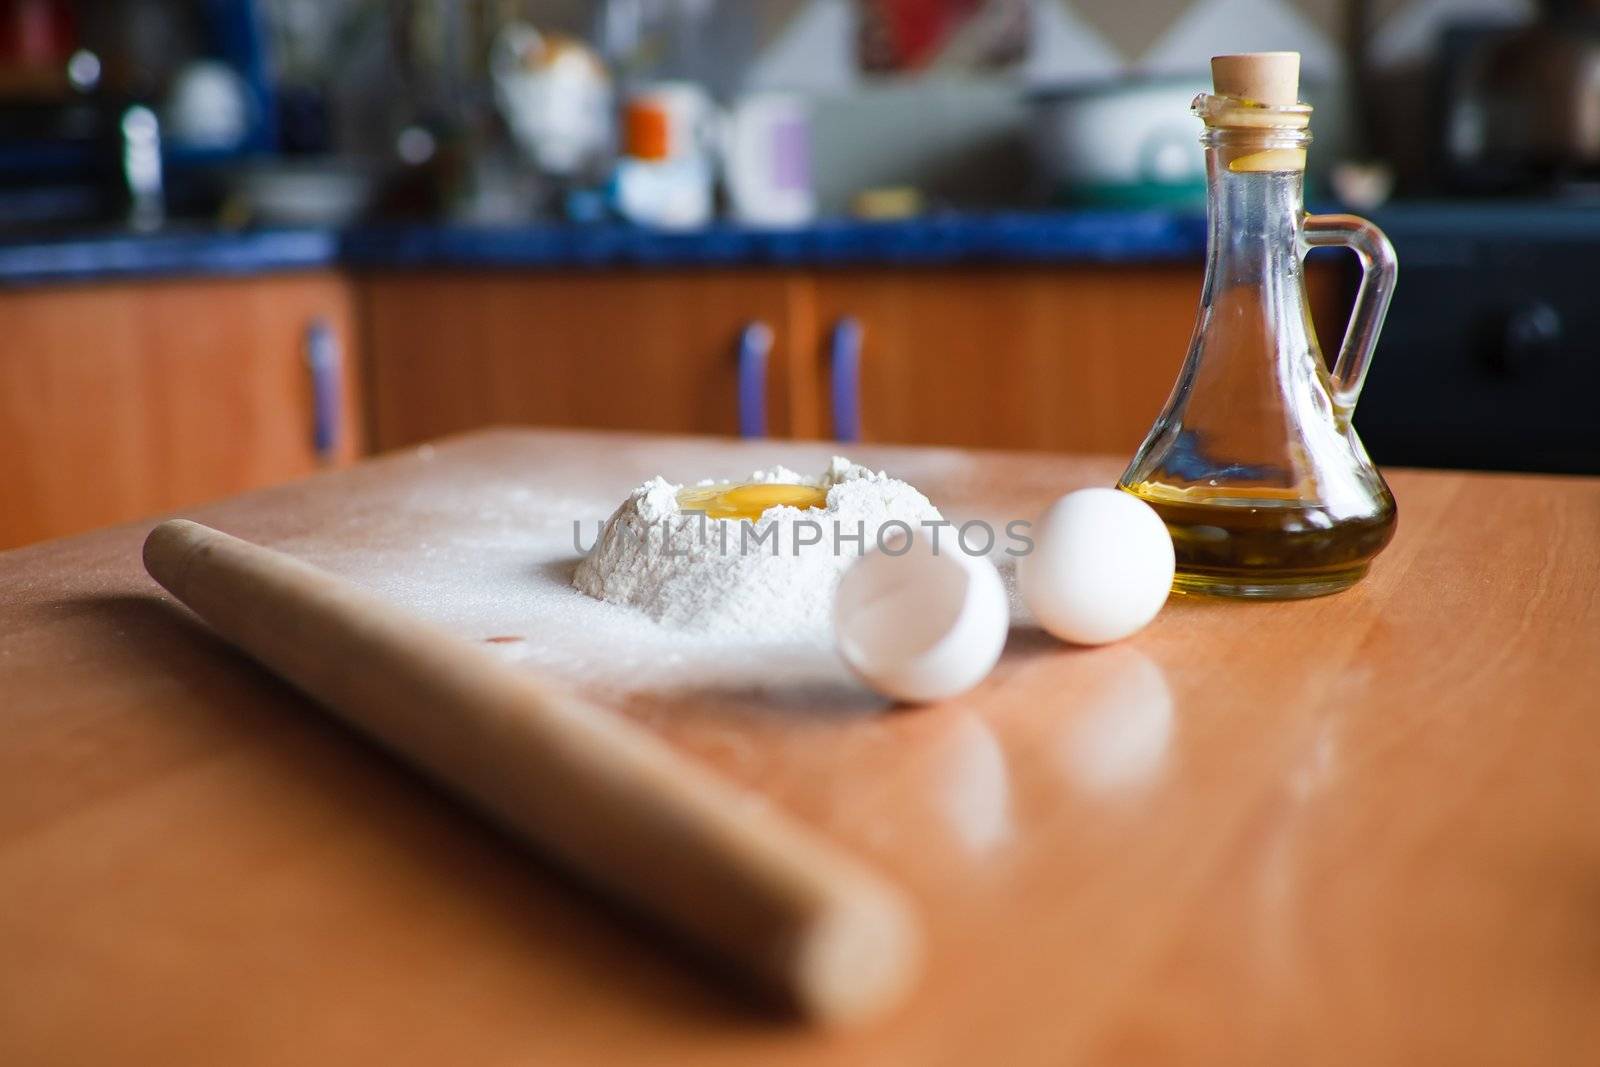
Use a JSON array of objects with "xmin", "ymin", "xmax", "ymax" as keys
[{"xmin": 2, "ymin": 429, "xmax": 1598, "ymax": 1066}]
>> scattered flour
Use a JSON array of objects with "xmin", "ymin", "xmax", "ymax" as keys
[
  {"xmin": 573, "ymin": 458, "xmax": 941, "ymax": 638},
  {"xmin": 273, "ymin": 448, "xmax": 988, "ymax": 701}
]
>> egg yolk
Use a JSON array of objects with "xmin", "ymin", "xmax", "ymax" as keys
[{"xmin": 676, "ymin": 482, "xmax": 828, "ymax": 521}]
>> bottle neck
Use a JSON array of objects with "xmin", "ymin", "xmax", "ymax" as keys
[
  {"xmin": 1196, "ymin": 105, "xmax": 1313, "ymax": 289},
  {"xmin": 1202, "ymin": 151, "xmax": 1306, "ymax": 289}
]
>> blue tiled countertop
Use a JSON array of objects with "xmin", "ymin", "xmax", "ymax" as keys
[
  {"xmin": 0, "ymin": 210, "xmax": 1208, "ymax": 287},
  {"xmin": 5, "ymin": 201, "xmax": 1597, "ymax": 287},
  {"xmin": 0, "ymin": 227, "xmax": 341, "ymax": 287},
  {"xmin": 339, "ymin": 211, "xmax": 1209, "ymax": 271}
]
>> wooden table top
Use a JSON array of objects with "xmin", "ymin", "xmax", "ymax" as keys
[{"xmin": 3, "ymin": 429, "xmax": 1598, "ymax": 1066}]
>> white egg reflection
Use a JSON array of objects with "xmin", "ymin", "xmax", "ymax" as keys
[
  {"xmin": 936, "ymin": 714, "xmax": 1012, "ymax": 853},
  {"xmin": 1057, "ymin": 648, "xmax": 1174, "ymax": 795}
]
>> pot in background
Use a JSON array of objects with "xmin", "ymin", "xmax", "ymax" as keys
[{"xmin": 1029, "ymin": 77, "xmax": 1208, "ymax": 207}]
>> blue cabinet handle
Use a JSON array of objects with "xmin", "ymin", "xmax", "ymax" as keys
[
  {"xmin": 305, "ymin": 318, "xmax": 341, "ymax": 459},
  {"xmin": 830, "ymin": 316, "xmax": 863, "ymax": 443},
  {"xmin": 736, "ymin": 321, "xmax": 773, "ymax": 438}
]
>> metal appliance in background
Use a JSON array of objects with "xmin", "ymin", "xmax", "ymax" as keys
[
  {"xmin": 1353, "ymin": 204, "xmax": 1600, "ymax": 476},
  {"xmin": 1438, "ymin": 0, "xmax": 1600, "ymax": 192}
]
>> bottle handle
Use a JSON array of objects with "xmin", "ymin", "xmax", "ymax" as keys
[{"xmin": 1302, "ymin": 213, "xmax": 1398, "ymax": 414}]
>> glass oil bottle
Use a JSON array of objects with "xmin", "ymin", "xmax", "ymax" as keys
[{"xmin": 1119, "ymin": 52, "xmax": 1400, "ymax": 598}]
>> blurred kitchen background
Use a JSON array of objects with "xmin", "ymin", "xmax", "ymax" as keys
[{"xmin": 2, "ymin": 0, "xmax": 1597, "ymax": 549}]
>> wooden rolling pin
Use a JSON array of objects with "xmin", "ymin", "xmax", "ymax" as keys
[{"xmin": 143, "ymin": 519, "xmax": 920, "ymax": 1026}]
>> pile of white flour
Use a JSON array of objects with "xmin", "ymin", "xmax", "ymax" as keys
[{"xmin": 573, "ymin": 457, "xmax": 941, "ymax": 638}]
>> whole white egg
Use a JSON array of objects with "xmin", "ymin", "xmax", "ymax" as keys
[
  {"xmin": 835, "ymin": 531, "xmax": 1009, "ymax": 704},
  {"xmin": 1017, "ymin": 488, "xmax": 1175, "ymax": 645}
]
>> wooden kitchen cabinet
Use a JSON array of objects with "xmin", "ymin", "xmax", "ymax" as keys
[
  {"xmin": 808, "ymin": 263, "xmax": 1349, "ymax": 454},
  {"xmin": 359, "ymin": 263, "xmax": 1346, "ymax": 459},
  {"xmin": 809, "ymin": 265, "xmax": 1200, "ymax": 454},
  {"xmin": 361, "ymin": 270, "xmax": 816, "ymax": 450},
  {"xmin": 360, "ymin": 264, "xmax": 1217, "ymax": 455},
  {"xmin": 0, "ymin": 273, "xmax": 364, "ymax": 549}
]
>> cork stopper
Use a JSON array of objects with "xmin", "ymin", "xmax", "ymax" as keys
[{"xmin": 1211, "ymin": 52, "xmax": 1300, "ymax": 105}]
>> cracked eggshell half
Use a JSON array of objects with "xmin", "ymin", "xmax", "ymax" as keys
[{"xmin": 834, "ymin": 532, "xmax": 1009, "ymax": 704}]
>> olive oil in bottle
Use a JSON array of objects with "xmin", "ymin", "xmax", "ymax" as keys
[{"xmin": 1121, "ymin": 482, "xmax": 1397, "ymax": 598}]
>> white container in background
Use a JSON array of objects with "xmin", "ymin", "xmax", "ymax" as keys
[
  {"xmin": 722, "ymin": 93, "xmax": 815, "ymax": 228},
  {"xmin": 615, "ymin": 81, "xmax": 716, "ymax": 229}
]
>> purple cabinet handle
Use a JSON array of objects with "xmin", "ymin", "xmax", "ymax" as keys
[
  {"xmin": 830, "ymin": 317, "xmax": 863, "ymax": 443},
  {"xmin": 305, "ymin": 318, "xmax": 341, "ymax": 459},
  {"xmin": 736, "ymin": 321, "xmax": 773, "ymax": 438}
]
